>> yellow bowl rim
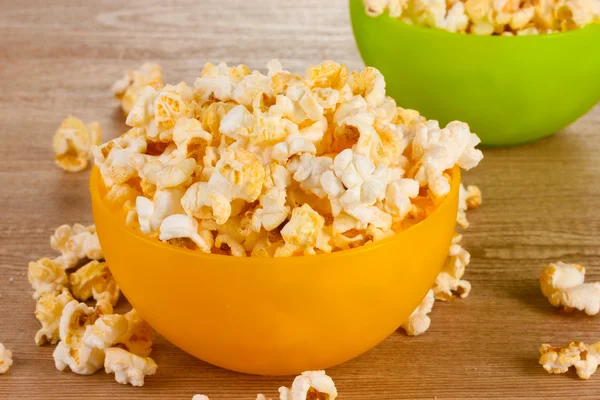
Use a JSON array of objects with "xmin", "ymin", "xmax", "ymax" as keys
[{"xmin": 90, "ymin": 165, "xmax": 460, "ymax": 265}]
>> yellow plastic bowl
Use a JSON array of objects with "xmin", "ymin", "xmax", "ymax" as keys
[{"xmin": 90, "ymin": 166, "xmax": 460, "ymax": 376}]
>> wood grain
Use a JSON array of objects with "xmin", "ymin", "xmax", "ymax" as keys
[{"xmin": 1, "ymin": 0, "xmax": 599, "ymax": 398}]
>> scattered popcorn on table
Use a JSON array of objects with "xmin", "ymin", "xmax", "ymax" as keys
[
  {"xmin": 457, "ymin": 183, "xmax": 482, "ymax": 229},
  {"xmin": 433, "ymin": 233, "xmax": 472, "ymax": 301},
  {"xmin": 27, "ymin": 257, "xmax": 68, "ymax": 300},
  {"xmin": 52, "ymin": 116, "xmax": 102, "ymax": 172},
  {"xmin": 34, "ymin": 288, "xmax": 74, "ymax": 345},
  {"xmin": 0, "ymin": 343, "xmax": 13, "ymax": 374},
  {"xmin": 95, "ymin": 60, "xmax": 483, "ymax": 256},
  {"xmin": 69, "ymin": 260, "xmax": 120, "ymax": 306},
  {"xmin": 50, "ymin": 223, "xmax": 103, "ymax": 269},
  {"xmin": 279, "ymin": 370, "xmax": 338, "ymax": 400},
  {"xmin": 400, "ymin": 289, "xmax": 435, "ymax": 336},
  {"xmin": 104, "ymin": 347, "xmax": 157, "ymax": 387},
  {"xmin": 113, "ymin": 62, "xmax": 163, "ymax": 116},
  {"xmin": 363, "ymin": 0, "xmax": 600, "ymax": 35},
  {"xmin": 540, "ymin": 262, "xmax": 600, "ymax": 315},
  {"xmin": 540, "ymin": 341, "xmax": 600, "ymax": 379},
  {"xmin": 53, "ymin": 300, "xmax": 110, "ymax": 375}
]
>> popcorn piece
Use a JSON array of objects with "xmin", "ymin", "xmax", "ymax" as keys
[
  {"xmin": 173, "ymin": 117, "xmax": 213, "ymax": 161},
  {"xmin": 278, "ymin": 370, "xmax": 338, "ymax": 400},
  {"xmin": 139, "ymin": 150, "xmax": 196, "ymax": 190},
  {"xmin": 0, "ymin": 343, "xmax": 13, "ymax": 374},
  {"xmin": 400, "ymin": 289, "xmax": 435, "ymax": 336},
  {"xmin": 540, "ymin": 262, "xmax": 600, "ymax": 315},
  {"xmin": 457, "ymin": 183, "xmax": 482, "ymax": 228},
  {"xmin": 181, "ymin": 182, "xmax": 232, "ymax": 225},
  {"xmin": 50, "ymin": 223, "xmax": 103, "ymax": 269},
  {"xmin": 277, "ymin": 204, "xmax": 331, "ymax": 256},
  {"xmin": 192, "ymin": 396, "xmax": 210, "ymax": 400},
  {"xmin": 195, "ymin": 62, "xmax": 252, "ymax": 103},
  {"xmin": 69, "ymin": 260, "xmax": 120, "ymax": 306},
  {"xmin": 136, "ymin": 187, "xmax": 185, "ymax": 234},
  {"xmin": 53, "ymin": 300, "xmax": 108, "ymax": 375},
  {"xmin": 208, "ymin": 147, "xmax": 266, "ymax": 203},
  {"xmin": 252, "ymin": 187, "xmax": 291, "ymax": 232},
  {"xmin": 113, "ymin": 62, "xmax": 163, "ymax": 116},
  {"xmin": 433, "ymin": 234, "xmax": 471, "ymax": 300},
  {"xmin": 540, "ymin": 341, "xmax": 600, "ymax": 379},
  {"xmin": 28, "ymin": 257, "xmax": 68, "ymax": 300},
  {"xmin": 104, "ymin": 347, "xmax": 157, "ymax": 387},
  {"xmin": 159, "ymin": 214, "xmax": 214, "ymax": 253},
  {"xmin": 215, "ymin": 234, "xmax": 247, "ymax": 257},
  {"xmin": 410, "ymin": 121, "xmax": 483, "ymax": 198},
  {"xmin": 83, "ymin": 309, "xmax": 152, "ymax": 357},
  {"xmin": 34, "ymin": 288, "xmax": 74, "ymax": 345},
  {"xmin": 93, "ymin": 131, "xmax": 148, "ymax": 187},
  {"xmin": 52, "ymin": 116, "xmax": 102, "ymax": 172}
]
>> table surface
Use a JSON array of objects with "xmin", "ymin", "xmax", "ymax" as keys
[{"xmin": 1, "ymin": 0, "xmax": 599, "ymax": 399}]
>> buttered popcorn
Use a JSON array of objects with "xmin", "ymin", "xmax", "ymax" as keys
[
  {"xmin": 96, "ymin": 60, "xmax": 483, "ymax": 256},
  {"xmin": 540, "ymin": 262, "xmax": 600, "ymax": 315},
  {"xmin": 52, "ymin": 116, "xmax": 102, "ymax": 172},
  {"xmin": 540, "ymin": 341, "xmax": 600, "ymax": 379},
  {"xmin": 363, "ymin": 0, "xmax": 600, "ymax": 35}
]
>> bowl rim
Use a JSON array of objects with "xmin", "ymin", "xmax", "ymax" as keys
[
  {"xmin": 90, "ymin": 165, "xmax": 460, "ymax": 264},
  {"xmin": 350, "ymin": 0, "xmax": 600, "ymax": 41}
]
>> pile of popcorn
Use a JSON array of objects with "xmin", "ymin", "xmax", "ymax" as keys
[
  {"xmin": 25, "ymin": 223, "xmax": 157, "ymax": 386},
  {"xmin": 363, "ymin": 0, "xmax": 600, "ymax": 35},
  {"xmin": 193, "ymin": 370, "xmax": 338, "ymax": 400},
  {"xmin": 97, "ymin": 60, "xmax": 483, "ymax": 258}
]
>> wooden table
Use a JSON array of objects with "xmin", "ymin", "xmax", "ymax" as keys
[{"xmin": 1, "ymin": 0, "xmax": 599, "ymax": 398}]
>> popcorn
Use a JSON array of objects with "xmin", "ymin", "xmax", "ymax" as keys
[
  {"xmin": 400, "ymin": 289, "xmax": 435, "ymax": 336},
  {"xmin": 363, "ymin": 0, "xmax": 600, "ymax": 34},
  {"xmin": 159, "ymin": 214, "xmax": 214, "ymax": 253},
  {"xmin": 136, "ymin": 187, "xmax": 185, "ymax": 234},
  {"xmin": 0, "ymin": 343, "xmax": 13, "ymax": 374},
  {"xmin": 457, "ymin": 183, "xmax": 482, "ymax": 228},
  {"xmin": 113, "ymin": 62, "xmax": 163, "ymax": 116},
  {"xmin": 215, "ymin": 233, "xmax": 247, "ymax": 257},
  {"xmin": 28, "ymin": 257, "xmax": 68, "ymax": 300},
  {"xmin": 97, "ymin": 60, "xmax": 482, "ymax": 257},
  {"xmin": 52, "ymin": 116, "xmax": 102, "ymax": 172},
  {"xmin": 93, "ymin": 130, "xmax": 148, "ymax": 188},
  {"xmin": 540, "ymin": 262, "xmax": 600, "ymax": 315},
  {"xmin": 540, "ymin": 341, "xmax": 600, "ymax": 379},
  {"xmin": 192, "ymin": 396, "xmax": 210, "ymax": 400},
  {"xmin": 34, "ymin": 288, "xmax": 74, "ymax": 345},
  {"xmin": 104, "ymin": 347, "xmax": 157, "ymax": 387},
  {"xmin": 278, "ymin": 370, "xmax": 338, "ymax": 400},
  {"xmin": 277, "ymin": 204, "xmax": 332, "ymax": 256},
  {"xmin": 53, "ymin": 300, "xmax": 109, "ymax": 375},
  {"xmin": 83, "ymin": 309, "xmax": 152, "ymax": 356},
  {"xmin": 69, "ymin": 260, "xmax": 120, "ymax": 306},
  {"xmin": 410, "ymin": 121, "xmax": 483, "ymax": 198},
  {"xmin": 433, "ymin": 233, "xmax": 472, "ymax": 300},
  {"xmin": 50, "ymin": 223, "xmax": 103, "ymax": 269},
  {"xmin": 139, "ymin": 150, "xmax": 196, "ymax": 190}
]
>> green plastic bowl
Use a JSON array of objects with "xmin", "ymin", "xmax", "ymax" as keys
[{"xmin": 350, "ymin": 0, "xmax": 600, "ymax": 146}]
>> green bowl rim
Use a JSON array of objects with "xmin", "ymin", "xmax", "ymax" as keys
[{"xmin": 352, "ymin": 0, "xmax": 600, "ymax": 41}]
